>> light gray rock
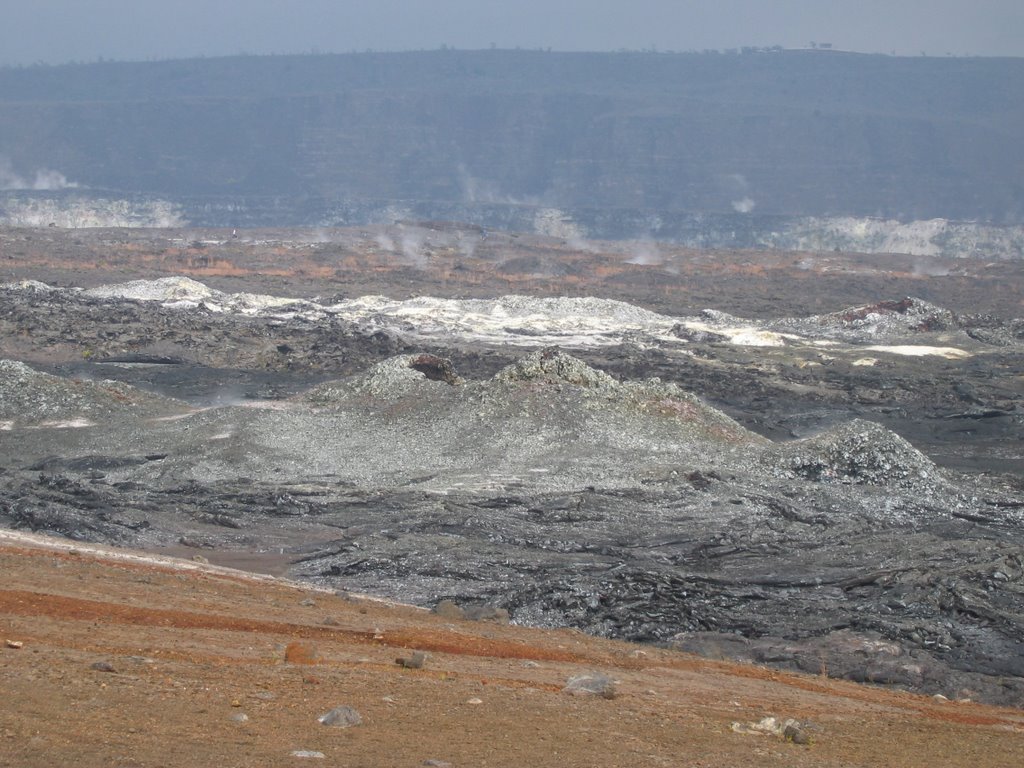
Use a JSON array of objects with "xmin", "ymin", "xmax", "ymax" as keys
[
  {"xmin": 563, "ymin": 673, "xmax": 617, "ymax": 699},
  {"xmin": 318, "ymin": 706, "xmax": 362, "ymax": 727}
]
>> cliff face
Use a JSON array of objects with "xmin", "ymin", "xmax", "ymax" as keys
[{"xmin": 1, "ymin": 50, "xmax": 1022, "ymax": 223}]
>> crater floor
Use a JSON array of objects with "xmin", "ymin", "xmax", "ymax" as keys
[{"xmin": 1, "ymin": 227, "xmax": 1022, "ymax": 708}]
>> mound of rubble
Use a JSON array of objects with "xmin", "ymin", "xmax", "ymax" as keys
[
  {"xmin": 772, "ymin": 297, "xmax": 959, "ymax": 342},
  {"xmin": 768, "ymin": 419, "xmax": 939, "ymax": 486},
  {"xmin": 0, "ymin": 359, "xmax": 181, "ymax": 426},
  {"xmin": 494, "ymin": 347, "xmax": 619, "ymax": 389},
  {"xmin": 304, "ymin": 353, "xmax": 463, "ymax": 404},
  {"xmin": 489, "ymin": 348, "xmax": 762, "ymax": 445},
  {"xmin": 83, "ymin": 275, "xmax": 310, "ymax": 315},
  {"xmin": 84, "ymin": 276, "xmax": 219, "ymax": 303}
]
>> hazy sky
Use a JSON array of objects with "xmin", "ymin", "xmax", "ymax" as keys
[{"xmin": 2, "ymin": 0, "xmax": 1022, "ymax": 66}]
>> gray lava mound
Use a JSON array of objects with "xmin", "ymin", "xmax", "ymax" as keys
[
  {"xmin": 771, "ymin": 297, "xmax": 958, "ymax": 342},
  {"xmin": 0, "ymin": 359, "xmax": 183, "ymax": 426},
  {"xmin": 494, "ymin": 347, "xmax": 618, "ymax": 389},
  {"xmin": 303, "ymin": 353, "xmax": 463, "ymax": 404},
  {"xmin": 488, "ymin": 348, "xmax": 760, "ymax": 446},
  {"xmin": 770, "ymin": 419, "xmax": 939, "ymax": 486}
]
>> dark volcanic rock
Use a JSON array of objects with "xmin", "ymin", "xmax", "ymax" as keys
[
  {"xmin": 772, "ymin": 298, "xmax": 959, "ymax": 342},
  {"xmin": 1, "ymin": 281, "xmax": 1024, "ymax": 707},
  {"xmin": 768, "ymin": 419, "xmax": 939, "ymax": 486}
]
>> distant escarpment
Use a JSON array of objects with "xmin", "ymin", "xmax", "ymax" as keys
[{"xmin": 0, "ymin": 49, "xmax": 1022, "ymax": 236}]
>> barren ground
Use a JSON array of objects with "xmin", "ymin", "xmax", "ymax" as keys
[
  {"xmin": 2, "ymin": 532, "xmax": 1023, "ymax": 768},
  {"xmin": 2, "ymin": 225, "xmax": 1022, "ymax": 319},
  {"xmin": 2, "ymin": 224, "xmax": 1024, "ymax": 765}
]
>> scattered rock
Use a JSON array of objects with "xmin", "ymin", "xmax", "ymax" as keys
[
  {"xmin": 423, "ymin": 761, "xmax": 453, "ymax": 767},
  {"xmin": 284, "ymin": 641, "xmax": 320, "ymax": 665},
  {"xmin": 230, "ymin": 713, "xmax": 249, "ymax": 723},
  {"xmin": 563, "ymin": 673, "xmax": 618, "ymax": 699},
  {"xmin": 299, "ymin": 597, "xmax": 317, "ymax": 607},
  {"xmin": 90, "ymin": 661, "xmax": 116, "ymax": 673},
  {"xmin": 318, "ymin": 706, "xmax": 361, "ymax": 727},
  {"xmin": 322, "ymin": 616, "xmax": 341, "ymax": 626},
  {"xmin": 783, "ymin": 723, "xmax": 812, "ymax": 745},
  {"xmin": 732, "ymin": 716, "xmax": 811, "ymax": 745},
  {"xmin": 5, "ymin": 640, "xmax": 23, "ymax": 649},
  {"xmin": 290, "ymin": 750, "xmax": 325, "ymax": 759},
  {"xmin": 396, "ymin": 650, "xmax": 427, "ymax": 670},
  {"xmin": 466, "ymin": 698, "xmax": 483, "ymax": 705}
]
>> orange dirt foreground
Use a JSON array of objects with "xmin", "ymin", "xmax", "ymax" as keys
[{"xmin": 1, "ymin": 533, "xmax": 1022, "ymax": 768}]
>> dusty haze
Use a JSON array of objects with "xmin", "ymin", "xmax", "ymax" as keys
[{"xmin": 2, "ymin": 0, "xmax": 1023, "ymax": 66}]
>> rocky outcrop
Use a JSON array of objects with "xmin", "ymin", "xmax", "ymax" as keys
[
  {"xmin": 772, "ymin": 298, "xmax": 960, "ymax": 342},
  {"xmin": 767, "ymin": 419, "xmax": 939, "ymax": 487},
  {"xmin": 494, "ymin": 348, "xmax": 618, "ymax": 389},
  {"xmin": 0, "ymin": 359, "xmax": 180, "ymax": 425}
]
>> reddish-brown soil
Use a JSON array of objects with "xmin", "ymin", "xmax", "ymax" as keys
[{"xmin": 2, "ymin": 534, "xmax": 1022, "ymax": 768}]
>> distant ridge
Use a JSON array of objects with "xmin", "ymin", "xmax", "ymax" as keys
[{"xmin": 1, "ymin": 50, "xmax": 1022, "ymax": 223}]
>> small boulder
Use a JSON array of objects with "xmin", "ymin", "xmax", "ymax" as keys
[
  {"xmin": 563, "ymin": 673, "xmax": 617, "ymax": 699},
  {"xmin": 396, "ymin": 650, "xmax": 427, "ymax": 670},
  {"xmin": 733, "ymin": 716, "xmax": 813, "ymax": 745},
  {"xmin": 318, "ymin": 706, "xmax": 362, "ymax": 727},
  {"xmin": 784, "ymin": 722, "xmax": 812, "ymax": 745}
]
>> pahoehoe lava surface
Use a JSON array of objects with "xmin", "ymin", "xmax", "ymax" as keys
[{"xmin": 2, "ymin": 275, "xmax": 1023, "ymax": 706}]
